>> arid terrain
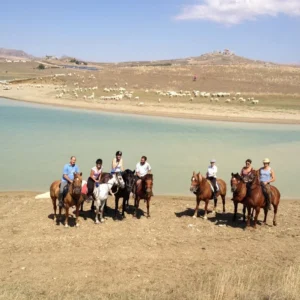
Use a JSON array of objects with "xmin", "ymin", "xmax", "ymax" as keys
[
  {"xmin": 0, "ymin": 192, "xmax": 299, "ymax": 300},
  {"xmin": 1, "ymin": 52, "xmax": 300, "ymax": 123}
]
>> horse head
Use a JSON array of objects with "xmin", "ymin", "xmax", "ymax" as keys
[
  {"xmin": 144, "ymin": 174, "xmax": 153, "ymax": 197},
  {"xmin": 114, "ymin": 172, "xmax": 125, "ymax": 189},
  {"xmin": 72, "ymin": 172, "xmax": 83, "ymax": 195},
  {"xmin": 230, "ymin": 172, "xmax": 243, "ymax": 192},
  {"xmin": 123, "ymin": 169, "xmax": 135, "ymax": 194},
  {"xmin": 190, "ymin": 171, "xmax": 202, "ymax": 193}
]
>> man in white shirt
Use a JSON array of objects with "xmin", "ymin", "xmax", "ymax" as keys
[
  {"xmin": 206, "ymin": 159, "xmax": 218, "ymax": 200},
  {"xmin": 133, "ymin": 156, "xmax": 152, "ymax": 195}
]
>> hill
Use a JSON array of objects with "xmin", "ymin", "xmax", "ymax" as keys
[{"xmin": 0, "ymin": 47, "xmax": 33, "ymax": 60}]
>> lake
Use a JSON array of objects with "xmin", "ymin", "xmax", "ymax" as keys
[{"xmin": 0, "ymin": 97, "xmax": 299, "ymax": 198}]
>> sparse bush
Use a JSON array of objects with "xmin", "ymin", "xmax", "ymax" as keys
[{"xmin": 37, "ymin": 64, "xmax": 45, "ymax": 70}]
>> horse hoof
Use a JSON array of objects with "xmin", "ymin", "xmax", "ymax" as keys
[
  {"xmin": 95, "ymin": 220, "xmax": 99, "ymax": 224},
  {"xmin": 76, "ymin": 223, "xmax": 80, "ymax": 227},
  {"xmin": 273, "ymin": 222, "xmax": 277, "ymax": 226},
  {"xmin": 64, "ymin": 224, "xmax": 69, "ymax": 228},
  {"xmin": 203, "ymin": 215, "xmax": 208, "ymax": 220},
  {"xmin": 212, "ymin": 210, "xmax": 216, "ymax": 216},
  {"xmin": 192, "ymin": 215, "xmax": 197, "ymax": 219},
  {"xmin": 100, "ymin": 218, "xmax": 104, "ymax": 223}
]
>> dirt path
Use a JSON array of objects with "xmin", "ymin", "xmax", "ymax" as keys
[{"xmin": 0, "ymin": 192, "xmax": 299, "ymax": 299}]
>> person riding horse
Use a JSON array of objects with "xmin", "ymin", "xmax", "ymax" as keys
[
  {"xmin": 260, "ymin": 158, "xmax": 276, "ymax": 210},
  {"xmin": 111, "ymin": 151, "xmax": 124, "ymax": 174},
  {"xmin": 87, "ymin": 158, "xmax": 103, "ymax": 200},
  {"xmin": 240, "ymin": 159, "xmax": 254, "ymax": 180},
  {"xmin": 58, "ymin": 156, "xmax": 80, "ymax": 207},
  {"xmin": 206, "ymin": 159, "xmax": 218, "ymax": 201},
  {"xmin": 133, "ymin": 156, "xmax": 152, "ymax": 196}
]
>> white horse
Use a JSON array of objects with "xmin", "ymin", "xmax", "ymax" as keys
[{"xmin": 93, "ymin": 173, "xmax": 125, "ymax": 224}]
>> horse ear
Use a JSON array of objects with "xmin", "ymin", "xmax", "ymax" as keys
[
  {"xmin": 193, "ymin": 171, "xmax": 196, "ymax": 175},
  {"xmin": 133, "ymin": 170, "xmax": 135, "ymax": 174},
  {"xmin": 231, "ymin": 173, "xmax": 234, "ymax": 176},
  {"xmin": 198, "ymin": 173, "xmax": 202, "ymax": 182},
  {"xmin": 80, "ymin": 172, "xmax": 82, "ymax": 176}
]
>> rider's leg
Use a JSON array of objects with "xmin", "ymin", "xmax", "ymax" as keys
[{"xmin": 58, "ymin": 181, "xmax": 68, "ymax": 207}]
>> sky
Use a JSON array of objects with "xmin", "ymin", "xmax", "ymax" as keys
[{"xmin": 0, "ymin": 0, "xmax": 300, "ymax": 63}]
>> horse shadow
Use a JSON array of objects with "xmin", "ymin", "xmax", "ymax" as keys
[
  {"xmin": 47, "ymin": 213, "xmax": 78, "ymax": 227},
  {"xmin": 174, "ymin": 208, "xmax": 247, "ymax": 229}
]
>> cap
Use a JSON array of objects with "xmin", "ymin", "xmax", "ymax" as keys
[
  {"xmin": 116, "ymin": 151, "xmax": 122, "ymax": 156},
  {"xmin": 210, "ymin": 159, "xmax": 216, "ymax": 163},
  {"xmin": 263, "ymin": 158, "xmax": 270, "ymax": 163}
]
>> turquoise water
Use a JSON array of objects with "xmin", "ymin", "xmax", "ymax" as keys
[{"xmin": 0, "ymin": 98, "xmax": 300, "ymax": 198}]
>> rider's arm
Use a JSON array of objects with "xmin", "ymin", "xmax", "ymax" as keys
[
  {"xmin": 147, "ymin": 164, "xmax": 152, "ymax": 174},
  {"xmin": 269, "ymin": 169, "xmax": 276, "ymax": 183},
  {"xmin": 63, "ymin": 174, "xmax": 72, "ymax": 183},
  {"xmin": 89, "ymin": 169, "xmax": 96, "ymax": 182}
]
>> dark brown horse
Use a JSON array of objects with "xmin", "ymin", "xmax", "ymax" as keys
[
  {"xmin": 190, "ymin": 172, "xmax": 226, "ymax": 219},
  {"xmin": 230, "ymin": 172, "xmax": 255, "ymax": 222},
  {"xmin": 245, "ymin": 170, "xmax": 280, "ymax": 228},
  {"xmin": 133, "ymin": 174, "xmax": 153, "ymax": 218},
  {"xmin": 50, "ymin": 173, "xmax": 83, "ymax": 227}
]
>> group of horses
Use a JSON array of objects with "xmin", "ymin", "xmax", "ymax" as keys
[
  {"xmin": 190, "ymin": 169, "xmax": 280, "ymax": 229},
  {"xmin": 49, "ymin": 168, "xmax": 280, "ymax": 229},
  {"xmin": 50, "ymin": 169, "xmax": 153, "ymax": 227}
]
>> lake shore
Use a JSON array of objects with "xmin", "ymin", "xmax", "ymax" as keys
[{"xmin": 1, "ymin": 85, "xmax": 300, "ymax": 124}]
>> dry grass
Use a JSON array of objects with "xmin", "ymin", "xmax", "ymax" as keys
[{"xmin": 0, "ymin": 192, "xmax": 299, "ymax": 300}]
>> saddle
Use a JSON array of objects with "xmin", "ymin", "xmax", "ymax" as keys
[{"xmin": 261, "ymin": 183, "xmax": 272, "ymax": 204}]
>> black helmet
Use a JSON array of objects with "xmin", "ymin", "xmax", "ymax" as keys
[
  {"xmin": 116, "ymin": 151, "xmax": 122, "ymax": 156},
  {"xmin": 96, "ymin": 159, "xmax": 102, "ymax": 165}
]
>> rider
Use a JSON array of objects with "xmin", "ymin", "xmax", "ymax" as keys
[
  {"xmin": 206, "ymin": 159, "xmax": 218, "ymax": 201},
  {"xmin": 87, "ymin": 159, "xmax": 103, "ymax": 200},
  {"xmin": 240, "ymin": 159, "xmax": 253, "ymax": 180},
  {"xmin": 259, "ymin": 158, "xmax": 276, "ymax": 210},
  {"xmin": 111, "ymin": 151, "xmax": 124, "ymax": 174},
  {"xmin": 58, "ymin": 156, "xmax": 80, "ymax": 207},
  {"xmin": 133, "ymin": 156, "xmax": 152, "ymax": 196}
]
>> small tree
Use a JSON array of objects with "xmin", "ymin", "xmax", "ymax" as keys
[{"xmin": 38, "ymin": 64, "xmax": 45, "ymax": 70}]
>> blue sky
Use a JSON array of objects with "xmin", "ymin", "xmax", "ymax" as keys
[{"xmin": 0, "ymin": 0, "xmax": 299, "ymax": 63}]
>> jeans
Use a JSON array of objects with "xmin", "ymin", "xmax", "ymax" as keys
[{"xmin": 58, "ymin": 181, "xmax": 68, "ymax": 202}]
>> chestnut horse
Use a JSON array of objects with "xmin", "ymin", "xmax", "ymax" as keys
[
  {"xmin": 50, "ymin": 173, "xmax": 83, "ymax": 227},
  {"xmin": 133, "ymin": 174, "xmax": 153, "ymax": 218},
  {"xmin": 190, "ymin": 172, "xmax": 226, "ymax": 219},
  {"xmin": 245, "ymin": 170, "xmax": 280, "ymax": 228},
  {"xmin": 230, "ymin": 172, "xmax": 255, "ymax": 222}
]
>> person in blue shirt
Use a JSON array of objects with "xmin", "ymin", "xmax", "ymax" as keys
[{"xmin": 58, "ymin": 156, "xmax": 80, "ymax": 207}]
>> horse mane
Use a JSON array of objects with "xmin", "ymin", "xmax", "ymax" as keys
[
  {"xmin": 231, "ymin": 172, "xmax": 242, "ymax": 181},
  {"xmin": 144, "ymin": 174, "xmax": 153, "ymax": 180}
]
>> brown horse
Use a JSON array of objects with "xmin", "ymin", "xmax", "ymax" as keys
[
  {"xmin": 190, "ymin": 172, "xmax": 226, "ymax": 219},
  {"xmin": 50, "ymin": 173, "xmax": 84, "ymax": 227},
  {"xmin": 245, "ymin": 170, "xmax": 280, "ymax": 228},
  {"xmin": 133, "ymin": 174, "xmax": 153, "ymax": 218},
  {"xmin": 230, "ymin": 172, "xmax": 255, "ymax": 222}
]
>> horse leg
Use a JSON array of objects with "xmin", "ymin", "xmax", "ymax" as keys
[
  {"xmin": 203, "ymin": 200, "xmax": 209, "ymax": 220},
  {"xmin": 100, "ymin": 199, "xmax": 106, "ymax": 223},
  {"xmin": 91, "ymin": 200, "xmax": 95, "ymax": 212},
  {"xmin": 64, "ymin": 205, "xmax": 69, "ymax": 228},
  {"xmin": 222, "ymin": 194, "xmax": 226, "ymax": 213},
  {"xmin": 94, "ymin": 200, "xmax": 100, "ymax": 224},
  {"xmin": 242, "ymin": 204, "xmax": 246, "ymax": 222},
  {"xmin": 263, "ymin": 206, "xmax": 268, "ymax": 225},
  {"xmin": 212, "ymin": 197, "xmax": 217, "ymax": 216},
  {"xmin": 122, "ymin": 197, "xmax": 127, "ymax": 218},
  {"xmin": 52, "ymin": 197, "xmax": 57, "ymax": 223},
  {"xmin": 114, "ymin": 196, "xmax": 119, "ymax": 219},
  {"xmin": 193, "ymin": 198, "xmax": 200, "ymax": 219},
  {"xmin": 246, "ymin": 205, "xmax": 251, "ymax": 228},
  {"xmin": 254, "ymin": 207, "xmax": 260, "ymax": 229},
  {"xmin": 75, "ymin": 205, "xmax": 80, "ymax": 227},
  {"xmin": 233, "ymin": 201, "xmax": 238, "ymax": 222},
  {"xmin": 134, "ymin": 197, "xmax": 140, "ymax": 218},
  {"xmin": 146, "ymin": 198, "xmax": 150, "ymax": 218},
  {"xmin": 273, "ymin": 204, "xmax": 278, "ymax": 226}
]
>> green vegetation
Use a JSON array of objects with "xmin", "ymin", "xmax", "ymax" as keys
[{"xmin": 37, "ymin": 64, "xmax": 45, "ymax": 70}]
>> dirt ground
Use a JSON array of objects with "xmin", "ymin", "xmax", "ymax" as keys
[{"xmin": 0, "ymin": 192, "xmax": 299, "ymax": 300}]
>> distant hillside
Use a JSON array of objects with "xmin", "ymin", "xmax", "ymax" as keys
[
  {"xmin": 0, "ymin": 48, "xmax": 33, "ymax": 60},
  {"xmin": 116, "ymin": 50, "xmax": 275, "ymax": 67}
]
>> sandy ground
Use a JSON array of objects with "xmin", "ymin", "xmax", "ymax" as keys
[
  {"xmin": 1, "ymin": 85, "xmax": 300, "ymax": 124},
  {"xmin": 0, "ymin": 192, "xmax": 299, "ymax": 299}
]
